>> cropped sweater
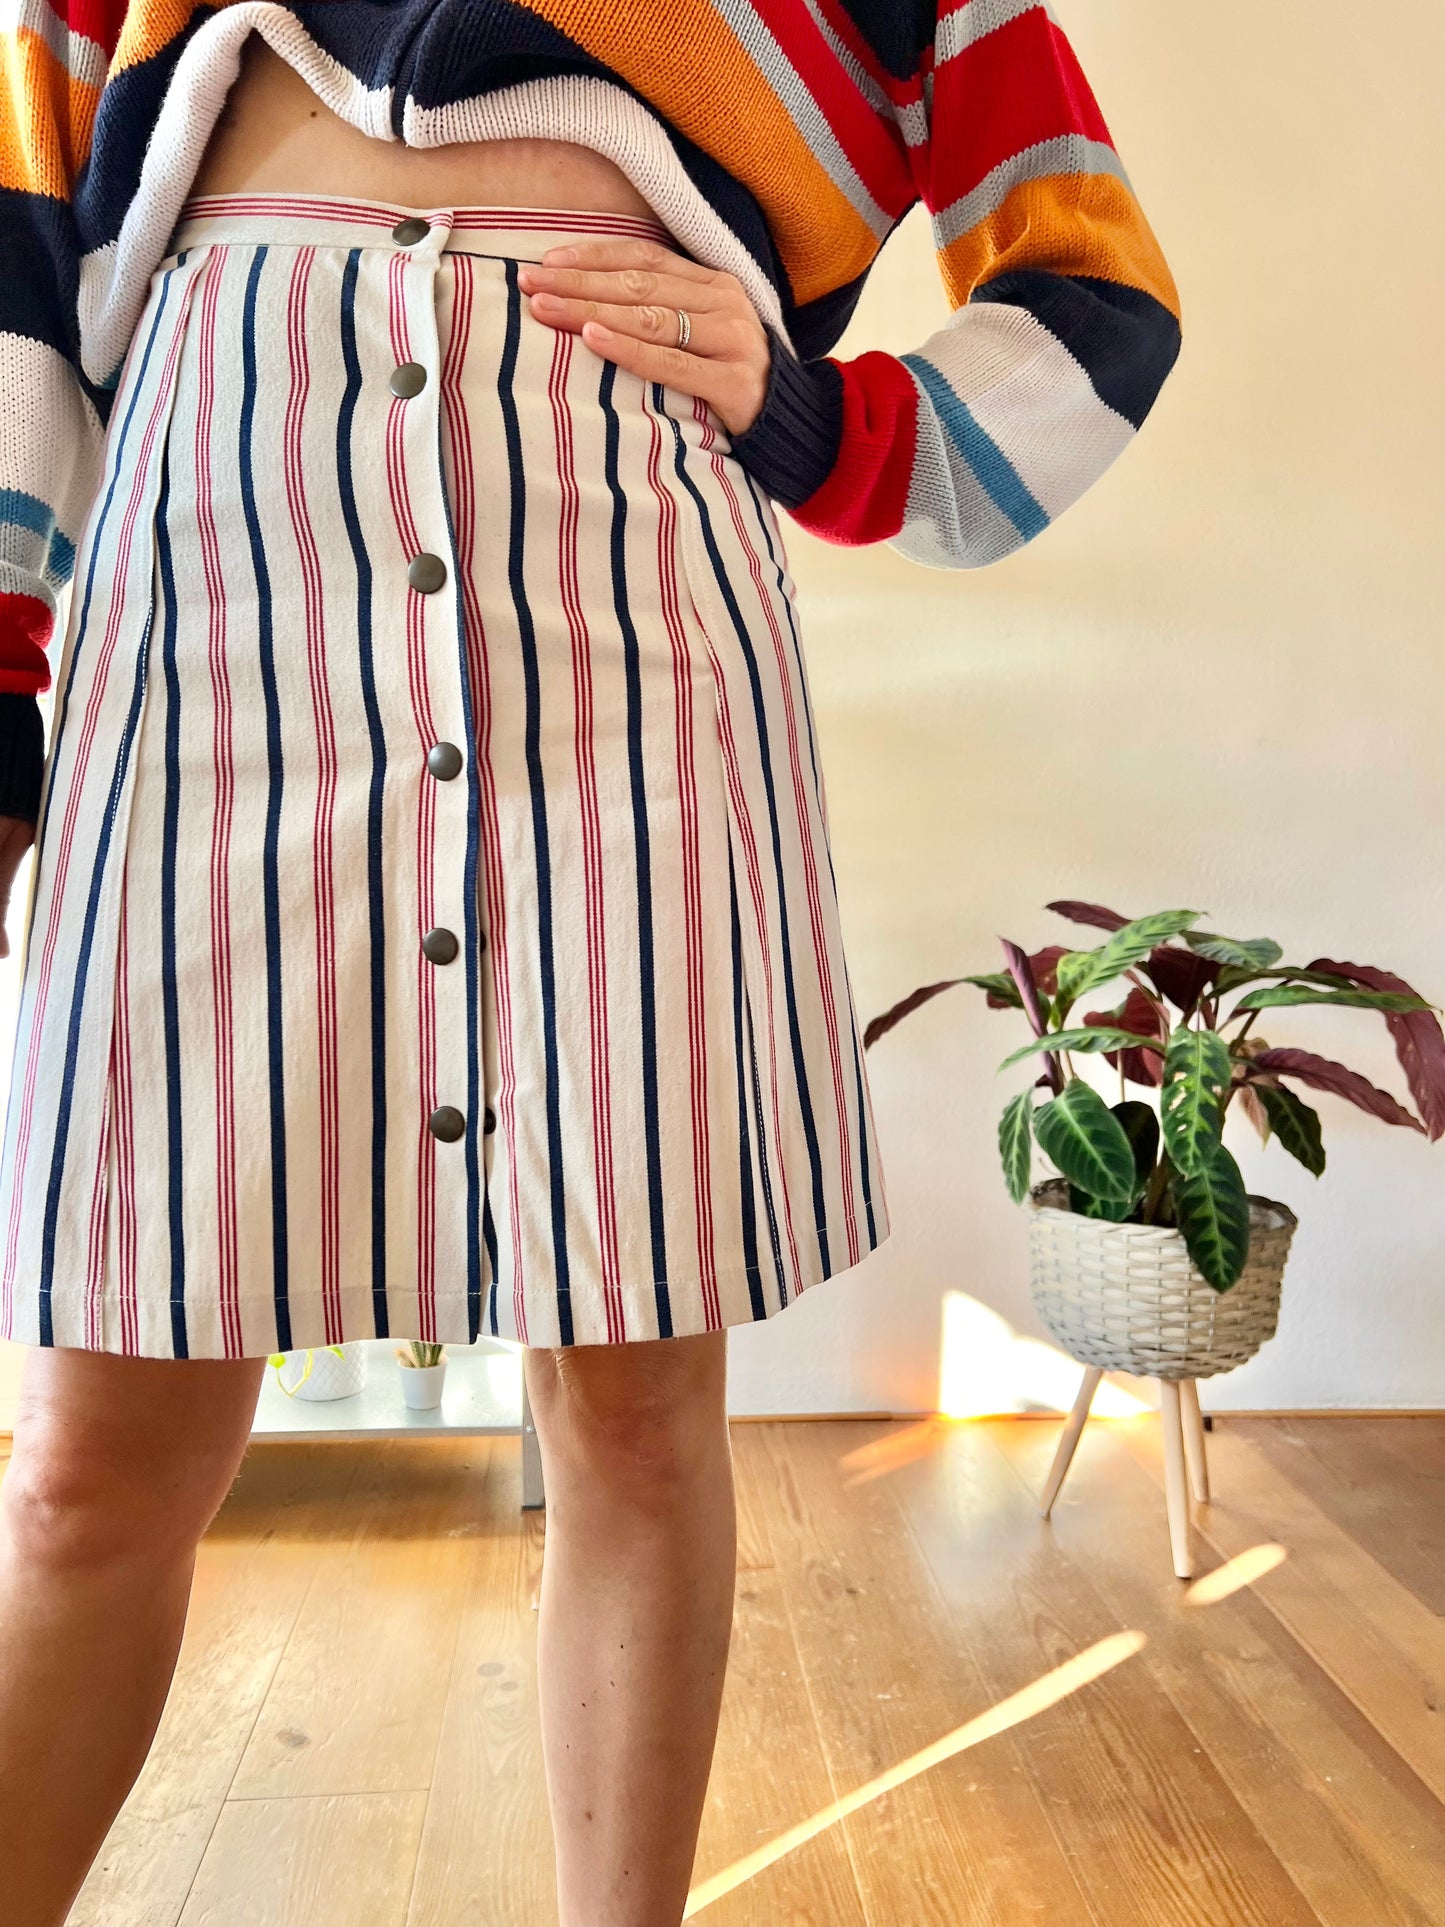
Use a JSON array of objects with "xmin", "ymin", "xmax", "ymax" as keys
[{"xmin": 0, "ymin": 0, "xmax": 1182, "ymax": 821}]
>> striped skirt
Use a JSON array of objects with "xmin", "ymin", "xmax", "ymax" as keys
[{"xmin": 0, "ymin": 196, "xmax": 890, "ymax": 1359}]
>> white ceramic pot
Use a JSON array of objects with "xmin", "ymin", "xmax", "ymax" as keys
[
  {"xmin": 399, "ymin": 1360, "xmax": 448, "ymax": 1410},
  {"xmin": 277, "ymin": 1343, "xmax": 369, "ymax": 1402}
]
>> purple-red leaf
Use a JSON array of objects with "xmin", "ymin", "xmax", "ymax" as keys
[
  {"xmin": 1083, "ymin": 988, "xmax": 1168, "ymax": 1087},
  {"xmin": 1249, "ymin": 1047, "xmax": 1426, "ymax": 1134},
  {"xmin": 1045, "ymin": 900, "xmax": 1130, "ymax": 933},
  {"xmin": 1001, "ymin": 937, "xmax": 1063, "ymax": 1091},
  {"xmin": 1146, "ymin": 944, "xmax": 1220, "ymax": 1017},
  {"xmin": 1025, "ymin": 944, "xmax": 1070, "ymax": 1000},
  {"xmin": 862, "ymin": 978, "xmax": 965, "ymax": 1050},
  {"xmin": 1308, "ymin": 957, "xmax": 1445, "ymax": 1141}
]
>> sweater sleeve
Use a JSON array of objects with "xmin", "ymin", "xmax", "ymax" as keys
[
  {"xmin": 0, "ymin": 0, "xmax": 115, "ymax": 819},
  {"xmin": 728, "ymin": 0, "xmax": 1182, "ymax": 569}
]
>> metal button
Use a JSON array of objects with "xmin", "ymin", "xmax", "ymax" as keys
[
  {"xmin": 421, "ymin": 926, "xmax": 459, "ymax": 965},
  {"xmin": 390, "ymin": 361, "xmax": 427, "ymax": 399},
  {"xmin": 483, "ymin": 1107, "xmax": 498, "ymax": 1134},
  {"xmin": 408, "ymin": 552, "xmax": 447, "ymax": 594},
  {"xmin": 428, "ymin": 1104, "xmax": 466, "ymax": 1142},
  {"xmin": 426, "ymin": 741, "xmax": 463, "ymax": 781},
  {"xmin": 392, "ymin": 217, "xmax": 429, "ymax": 247}
]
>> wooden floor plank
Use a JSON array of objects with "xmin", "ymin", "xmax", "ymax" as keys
[
  {"xmin": 889, "ymin": 1418, "xmax": 1325, "ymax": 1927},
  {"xmin": 684, "ymin": 1426, "xmax": 873, "ymax": 1926},
  {"xmin": 1117, "ymin": 1417, "xmax": 1445, "ymax": 1803},
  {"xmin": 1236, "ymin": 1418, "xmax": 1445, "ymax": 1616},
  {"xmin": 403, "ymin": 1439, "xmax": 555, "ymax": 1927},
  {"xmin": 176, "ymin": 1791, "xmax": 427, "ymax": 1927},
  {"xmin": 761, "ymin": 1420, "xmax": 1098, "ymax": 1927},
  {"xmin": 231, "ymin": 1439, "xmax": 487, "ymax": 1800},
  {"xmin": 69, "ymin": 1442, "xmax": 368, "ymax": 1927},
  {"xmin": 992, "ymin": 1415, "xmax": 1445, "ymax": 1927}
]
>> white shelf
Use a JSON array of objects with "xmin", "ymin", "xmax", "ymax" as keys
[{"xmin": 251, "ymin": 1337, "xmax": 524, "ymax": 1441}]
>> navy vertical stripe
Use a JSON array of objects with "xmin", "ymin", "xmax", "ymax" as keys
[
  {"xmin": 38, "ymin": 586, "xmax": 156, "ymax": 1340},
  {"xmin": 336, "ymin": 247, "xmax": 391, "ymax": 1337},
  {"xmin": 741, "ymin": 474, "xmax": 878, "ymax": 1246},
  {"xmin": 430, "ymin": 262, "xmax": 486, "ymax": 1346},
  {"xmin": 238, "ymin": 245, "xmax": 293, "ymax": 1352},
  {"xmin": 727, "ymin": 835, "xmax": 769, "ymax": 1319},
  {"xmin": 660, "ymin": 392, "xmax": 831, "ymax": 1281},
  {"xmin": 599, "ymin": 360, "xmax": 671, "ymax": 1336},
  {"xmin": 154, "ymin": 449, "xmax": 190, "ymax": 1359},
  {"xmin": 32, "ymin": 266, "xmax": 182, "ymax": 881},
  {"xmin": 498, "ymin": 260, "xmax": 572, "ymax": 1344}
]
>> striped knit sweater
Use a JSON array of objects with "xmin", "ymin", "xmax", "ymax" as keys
[{"xmin": 0, "ymin": 0, "xmax": 1181, "ymax": 822}]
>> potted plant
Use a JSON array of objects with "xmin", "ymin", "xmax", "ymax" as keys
[
  {"xmin": 396, "ymin": 1340, "xmax": 448, "ymax": 1410},
  {"xmin": 268, "ymin": 1342, "xmax": 369, "ymax": 1402},
  {"xmin": 866, "ymin": 903, "xmax": 1444, "ymax": 1573}
]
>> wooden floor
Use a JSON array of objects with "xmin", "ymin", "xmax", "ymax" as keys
[{"xmin": 37, "ymin": 1411, "xmax": 1445, "ymax": 1925}]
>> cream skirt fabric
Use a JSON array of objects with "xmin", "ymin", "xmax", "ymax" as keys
[{"xmin": 0, "ymin": 196, "xmax": 890, "ymax": 1358}]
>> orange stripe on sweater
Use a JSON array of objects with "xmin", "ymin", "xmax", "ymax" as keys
[
  {"xmin": 111, "ymin": 0, "xmax": 243, "ymax": 74},
  {"xmin": 937, "ymin": 172, "xmax": 1179, "ymax": 319},
  {"xmin": 515, "ymin": 0, "xmax": 878, "ymax": 301},
  {"xmin": 0, "ymin": 28, "xmax": 100, "ymax": 195}
]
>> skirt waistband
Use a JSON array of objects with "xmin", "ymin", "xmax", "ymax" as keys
[{"xmin": 169, "ymin": 192, "xmax": 676, "ymax": 262}]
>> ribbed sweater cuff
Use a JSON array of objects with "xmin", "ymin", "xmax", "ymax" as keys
[
  {"xmin": 0, "ymin": 692, "xmax": 46, "ymax": 823},
  {"xmin": 727, "ymin": 327, "xmax": 845, "ymax": 509}
]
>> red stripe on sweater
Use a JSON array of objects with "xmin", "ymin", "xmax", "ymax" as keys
[
  {"xmin": 745, "ymin": 0, "xmax": 917, "ymax": 213},
  {"xmin": 787, "ymin": 352, "xmax": 916, "ymax": 547},
  {"xmin": 0, "ymin": 596, "xmax": 54, "ymax": 691},
  {"xmin": 927, "ymin": 12, "xmax": 1113, "ymax": 216}
]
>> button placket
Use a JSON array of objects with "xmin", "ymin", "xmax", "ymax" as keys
[{"xmin": 389, "ymin": 208, "xmax": 496, "ymax": 1164}]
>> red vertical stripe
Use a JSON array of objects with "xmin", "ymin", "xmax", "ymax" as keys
[
  {"xmin": 284, "ymin": 246, "xmax": 345, "ymax": 1345},
  {"xmin": 194, "ymin": 246, "xmax": 244, "ymax": 1359},
  {"xmin": 549, "ymin": 328, "xmax": 625, "ymax": 1340}
]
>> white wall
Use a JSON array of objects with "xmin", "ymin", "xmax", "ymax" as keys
[
  {"xmin": 3, "ymin": 1, "xmax": 1442, "ymax": 1422},
  {"xmin": 731, "ymin": 0, "xmax": 1445, "ymax": 1415}
]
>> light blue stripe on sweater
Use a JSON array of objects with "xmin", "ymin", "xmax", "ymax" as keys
[
  {"xmin": 901, "ymin": 353, "xmax": 1050, "ymax": 541},
  {"xmin": 0, "ymin": 488, "xmax": 75, "ymax": 585}
]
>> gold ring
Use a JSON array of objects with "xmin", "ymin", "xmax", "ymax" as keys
[{"xmin": 675, "ymin": 308, "xmax": 692, "ymax": 351}]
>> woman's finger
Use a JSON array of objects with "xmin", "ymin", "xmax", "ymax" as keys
[
  {"xmin": 579, "ymin": 322, "xmax": 723, "ymax": 403},
  {"xmin": 537, "ymin": 236, "xmax": 720, "ymax": 287},
  {"xmin": 517, "ymin": 261, "xmax": 731, "ymax": 315},
  {"xmin": 527, "ymin": 289, "xmax": 732, "ymax": 356}
]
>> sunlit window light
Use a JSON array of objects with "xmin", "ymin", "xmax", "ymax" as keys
[{"xmin": 938, "ymin": 1291, "xmax": 1150, "ymax": 1420}]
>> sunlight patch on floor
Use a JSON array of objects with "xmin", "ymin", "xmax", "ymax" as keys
[
  {"xmin": 684, "ymin": 1630, "xmax": 1149, "ymax": 1916},
  {"xmin": 1185, "ymin": 1542, "xmax": 1289, "ymax": 1607}
]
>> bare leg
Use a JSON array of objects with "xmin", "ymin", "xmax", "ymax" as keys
[
  {"xmin": 524, "ymin": 1328, "xmax": 736, "ymax": 1927},
  {"xmin": 0, "ymin": 1347, "xmax": 265, "ymax": 1927}
]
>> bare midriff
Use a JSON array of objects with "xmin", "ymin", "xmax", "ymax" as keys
[{"xmin": 190, "ymin": 35, "xmax": 659, "ymax": 220}]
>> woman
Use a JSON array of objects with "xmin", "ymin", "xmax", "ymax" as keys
[{"xmin": 0, "ymin": 3, "xmax": 1180, "ymax": 1921}]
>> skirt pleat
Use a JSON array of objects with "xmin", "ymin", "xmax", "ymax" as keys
[{"xmin": 0, "ymin": 196, "xmax": 890, "ymax": 1357}]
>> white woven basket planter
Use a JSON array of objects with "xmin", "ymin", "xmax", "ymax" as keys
[{"xmin": 1026, "ymin": 1178, "xmax": 1297, "ymax": 1381}]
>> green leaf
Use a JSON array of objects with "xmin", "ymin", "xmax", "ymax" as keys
[
  {"xmin": 1052, "ymin": 909, "xmax": 1203, "ymax": 1014},
  {"xmin": 1169, "ymin": 1141, "xmax": 1251, "ymax": 1291},
  {"xmin": 1113, "ymin": 1099, "xmax": 1161, "ymax": 1182},
  {"xmin": 1161, "ymin": 1026, "xmax": 1232, "ymax": 1176},
  {"xmin": 1184, "ymin": 932, "xmax": 1284, "ymax": 969},
  {"xmin": 998, "ymin": 1090, "xmax": 1035, "ymax": 1204},
  {"xmin": 962, "ymin": 971, "xmax": 1024, "ymax": 1007},
  {"xmin": 1256, "ymin": 1083, "xmax": 1326, "ymax": 1176},
  {"xmin": 1069, "ymin": 1183, "xmax": 1137, "ymax": 1222},
  {"xmin": 1034, "ymin": 1078, "xmax": 1139, "ymax": 1204},
  {"xmin": 998, "ymin": 1026, "xmax": 1167, "ymax": 1072},
  {"xmin": 1231, "ymin": 986, "xmax": 1434, "ymax": 1015}
]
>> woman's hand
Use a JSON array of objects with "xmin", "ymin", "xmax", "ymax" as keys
[
  {"xmin": 517, "ymin": 239, "xmax": 771, "ymax": 439},
  {"xmin": 0, "ymin": 814, "xmax": 34, "ymax": 961}
]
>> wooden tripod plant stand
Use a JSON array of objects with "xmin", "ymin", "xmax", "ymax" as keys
[{"xmin": 1040, "ymin": 1367, "xmax": 1210, "ymax": 1579}]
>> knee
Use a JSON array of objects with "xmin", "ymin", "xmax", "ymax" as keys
[
  {"xmin": 530, "ymin": 1334, "xmax": 727, "ymax": 1489},
  {"xmin": 1, "ymin": 1425, "xmax": 235, "ymax": 1578}
]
